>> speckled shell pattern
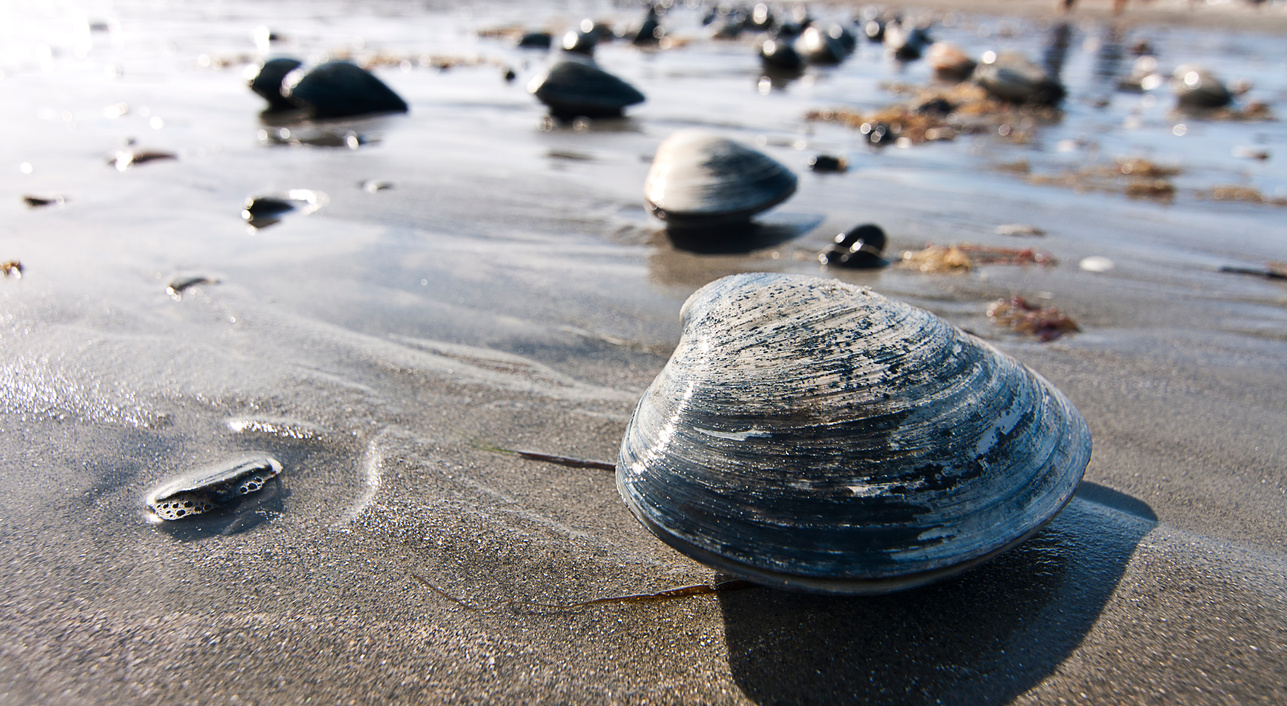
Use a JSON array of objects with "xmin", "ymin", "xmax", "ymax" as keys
[
  {"xmin": 644, "ymin": 129, "xmax": 797, "ymax": 226},
  {"xmin": 147, "ymin": 456, "xmax": 282, "ymax": 521},
  {"xmin": 616, "ymin": 273, "xmax": 1091, "ymax": 593}
]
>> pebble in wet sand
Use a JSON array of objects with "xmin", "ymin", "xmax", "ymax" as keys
[
  {"xmin": 818, "ymin": 224, "xmax": 888, "ymax": 268},
  {"xmin": 22, "ymin": 195, "xmax": 66, "ymax": 208},
  {"xmin": 167, "ymin": 275, "xmax": 220, "ymax": 301},
  {"xmin": 1080, "ymin": 255, "xmax": 1115, "ymax": 273},
  {"xmin": 808, "ymin": 154, "xmax": 848, "ymax": 173}
]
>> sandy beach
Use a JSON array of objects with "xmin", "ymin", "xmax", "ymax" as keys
[{"xmin": 1, "ymin": 0, "xmax": 1284, "ymax": 702}]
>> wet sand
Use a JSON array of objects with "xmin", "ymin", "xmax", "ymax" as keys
[{"xmin": 1, "ymin": 0, "xmax": 1285, "ymax": 703}]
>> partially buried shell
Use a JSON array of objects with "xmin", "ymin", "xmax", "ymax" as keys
[
  {"xmin": 528, "ymin": 59, "xmax": 645, "ymax": 119},
  {"xmin": 644, "ymin": 129, "xmax": 797, "ymax": 227},
  {"xmin": 616, "ymin": 273, "xmax": 1091, "ymax": 594},
  {"xmin": 147, "ymin": 456, "xmax": 283, "ymax": 521}
]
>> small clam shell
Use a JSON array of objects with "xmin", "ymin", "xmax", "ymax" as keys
[
  {"xmin": 795, "ymin": 26, "xmax": 846, "ymax": 65},
  {"xmin": 561, "ymin": 29, "xmax": 597, "ymax": 56},
  {"xmin": 644, "ymin": 129, "xmax": 797, "ymax": 227},
  {"xmin": 975, "ymin": 52, "xmax": 1065, "ymax": 106},
  {"xmin": 926, "ymin": 42, "xmax": 976, "ymax": 82},
  {"xmin": 759, "ymin": 38, "xmax": 805, "ymax": 72},
  {"xmin": 147, "ymin": 456, "xmax": 283, "ymax": 521},
  {"xmin": 616, "ymin": 273, "xmax": 1090, "ymax": 593},
  {"xmin": 527, "ymin": 60, "xmax": 645, "ymax": 119},
  {"xmin": 1170, "ymin": 64, "xmax": 1232, "ymax": 109},
  {"xmin": 883, "ymin": 21, "xmax": 930, "ymax": 62},
  {"xmin": 249, "ymin": 57, "xmax": 304, "ymax": 111},
  {"xmin": 517, "ymin": 32, "xmax": 553, "ymax": 50},
  {"xmin": 826, "ymin": 23, "xmax": 858, "ymax": 54}
]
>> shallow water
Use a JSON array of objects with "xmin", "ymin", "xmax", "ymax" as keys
[{"xmin": 1, "ymin": 0, "xmax": 1285, "ymax": 702}]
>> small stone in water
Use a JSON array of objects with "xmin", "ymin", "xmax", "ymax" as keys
[
  {"xmin": 1232, "ymin": 146, "xmax": 1269, "ymax": 161},
  {"xmin": 517, "ymin": 32, "xmax": 553, "ymax": 49},
  {"xmin": 995, "ymin": 223, "xmax": 1046, "ymax": 237},
  {"xmin": 109, "ymin": 149, "xmax": 177, "ymax": 171},
  {"xmin": 23, "ymin": 195, "xmax": 65, "ymax": 208},
  {"xmin": 1080, "ymin": 256, "xmax": 1114, "ymax": 273},
  {"xmin": 1, "ymin": 260, "xmax": 23, "ymax": 278},
  {"xmin": 808, "ymin": 154, "xmax": 848, "ymax": 172},
  {"xmin": 167, "ymin": 275, "xmax": 219, "ymax": 300},
  {"xmin": 360, "ymin": 179, "xmax": 393, "ymax": 193},
  {"xmin": 242, "ymin": 197, "xmax": 297, "ymax": 227},
  {"xmin": 147, "ymin": 456, "xmax": 283, "ymax": 521},
  {"xmin": 241, "ymin": 190, "xmax": 325, "ymax": 228}
]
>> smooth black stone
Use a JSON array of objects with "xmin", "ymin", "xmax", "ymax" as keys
[
  {"xmin": 760, "ymin": 38, "xmax": 805, "ymax": 72},
  {"xmin": 285, "ymin": 61, "xmax": 409, "ymax": 120},
  {"xmin": 517, "ymin": 31, "xmax": 552, "ymax": 49},
  {"xmin": 819, "ymin": 224, "xmax": 888, "ymax": 268}
]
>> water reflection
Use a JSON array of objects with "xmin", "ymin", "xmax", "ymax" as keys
[
  {"xmin": 1093, "ymin": 24, "xmax": 1126, "ymax": 88},
  {"xmin": 1043, "ymin": 21, "xmax": 1073, "ymax": 84},
  {"xmin": 662, "ymin": 219, "xmax": 810, "ymax": 255},
  {"xmin": 722, "ymin": 484, "xmax": 1155, "ymax": 704},
  {"xmin": 644, "ymin": 215, "xmax": 822, "ymax": 288},
  {"xmin": 758, "ymin": 68, "xmax": 804, "ymax": 92}
]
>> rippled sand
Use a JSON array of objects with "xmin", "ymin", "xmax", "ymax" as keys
[{"xmin": 1, "ymin": 0, "xmax": 1284, "ymax": 702}]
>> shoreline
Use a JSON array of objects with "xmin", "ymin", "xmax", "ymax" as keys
[{"xmin": 848, "ymin": 0, "xmax": 1287, "ymax": 33}]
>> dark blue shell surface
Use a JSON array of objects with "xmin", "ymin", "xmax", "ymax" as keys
[{"xmin": 616, "ymin": 273, "xmax": 1091, "ymax": 594}]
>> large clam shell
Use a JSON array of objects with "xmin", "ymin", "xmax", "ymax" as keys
[
  {"xmin": 644, "ymin": 129, "xmax": 797, "ymax": 227},
  {"xmin": 527, "ymin": 60, "xmax": 645, "ymax": 119},
  {"xmin": 616, "ymin": 273, "xmax": 1091, "ymax": 594}
]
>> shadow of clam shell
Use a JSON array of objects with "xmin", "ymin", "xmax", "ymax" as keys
[
  {"xmin": 721, "ymin": 484, "xmax": 1155, "ymax": 704},
  {"xmin": 663, "ymin": 221, "xmax": 802, "ymax": 255},
  {"xmin": 660, "ymin": 212, "xmax": 824, "ymax": 254},
  {"xmin": 646, "ymin": 215, "xmax": 824, "ymax": 288}
]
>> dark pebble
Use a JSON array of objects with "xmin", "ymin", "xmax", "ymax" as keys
[{"xmin": 808, "ymin": 154, "xmax": 848, "ymax": 173}]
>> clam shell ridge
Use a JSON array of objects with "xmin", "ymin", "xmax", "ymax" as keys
[
  {"xmin": 644, "ymin": 129, "xmax": 797, "ymax": 227},
  {"xmin": 616, "ymin": 273, "xmax": 1091, "ymax": 594}
]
